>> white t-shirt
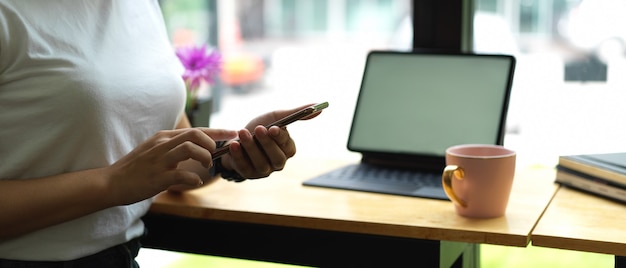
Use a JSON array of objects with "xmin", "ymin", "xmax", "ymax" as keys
[{"xmin": 0, "ymin": 0, "xmax": 186, "ymax": 261}]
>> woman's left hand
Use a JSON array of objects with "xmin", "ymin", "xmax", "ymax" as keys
[{"xmin": 220, "ymin": 103, "xmax": 322, "ymax": 179}]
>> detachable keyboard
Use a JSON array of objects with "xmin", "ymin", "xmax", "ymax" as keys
[{"xmin": 303, "ymin": 163, "xmax": 449, "ymax": 200}]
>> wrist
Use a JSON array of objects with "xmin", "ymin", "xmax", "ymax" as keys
[
  {"xmin": 211, "ymin": 157, "xmax": 246, "ymax": 182},
  {"xmin": 211, "ymin": 141, "xmax": 246, "ymax": 182}
]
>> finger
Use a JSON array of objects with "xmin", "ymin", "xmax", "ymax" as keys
[
  {"xmin": 301, "ymin": 110, "xmax": 323, "ymax": 120},
  {"xmin": 153, "ymin": 128, "xmax": 231, "ymax": 156},
  {"xmin": 133, "ymin": 128, "xmax": 191, "ymax": 152},
  {"xmin": 226, "ymin": 141, "xmax": 256, "ymax": 178},
  {"xmin": 273, "ymin": 103, "xmax": 325, "ymax": 122},
  {"xmin": 268, "ymin": 126, "xmax": 296, "ymax": 158},
  {"xmin": 197, "ymin": 128, "xmax": 238, "ymax": 141},
  {"xmin": 268, "ymin": 103, "xmax": 315, "ymax": 123},
  {"xmin": 237, "ymin": 128, "xmax": 273, "ymax": 176},
  {"xmin": 244, "ymin": 103, "xmax": 325, "ymax": 131},
  {"xmin": 161, "ymin": 169, "xmax": 204, "ymax": 188},
  {"xmin": 164, "ymin": 140, "xmax": 214, "ymax": 168},
  {"xmin": 254, "ymin": 126, "xmax": 289, "ymax": 170}
]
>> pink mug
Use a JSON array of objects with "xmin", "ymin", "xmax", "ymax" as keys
[{"xmin": 442, "ymin": 144, "xmax": 516, "ymax": 218}]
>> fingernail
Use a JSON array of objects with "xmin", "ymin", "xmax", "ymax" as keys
[
  {"xmin": 270, "ymin": 127, "xmax": 280, "ymax": 136},
  {"xmin": 243, "ymin": 130, "xmax": 252, "ymax": 139}
]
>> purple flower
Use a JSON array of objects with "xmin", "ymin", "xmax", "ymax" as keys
[{"xmin": 175, "ymin": 45, "xmax": 222, "ymax": 92}]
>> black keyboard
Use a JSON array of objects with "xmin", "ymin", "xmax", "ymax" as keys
[{"xmin": 303, "ymin": 163, "xmax": 448, "ymax": 200}]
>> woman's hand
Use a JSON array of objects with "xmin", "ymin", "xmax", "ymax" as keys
[
  {"xmin": 220, "ymin": 104, "xmax": 322, "ymax": 179},
  {"xmin": 107, "ymin": 128, "xmax": 237, "ymax": 204}
]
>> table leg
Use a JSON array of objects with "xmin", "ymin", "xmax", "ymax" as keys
[
  {"xmin": 441, "ymin": 241, "xmax": 479, "ymax": 268},
  {"xmin": 616, "ymin": 256, "xmax": 626, "ymax": 268}
]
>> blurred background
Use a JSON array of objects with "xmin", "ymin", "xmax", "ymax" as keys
[
  {"xmin": 138, "ymin": 0, "xmax": 623, "ymax": 266},
  {"xmin": 160, "ymin": 0, "xmax": 626, "ymax": 164}
]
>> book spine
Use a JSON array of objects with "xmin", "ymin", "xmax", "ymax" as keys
[
  {"xmin": 557, "ymin": 166, "xmax": 626, "ymax": 189},
  {"xmin": 555, "ymin": 169, "xmax": 626, "ymax": 204},
  {"xmin": 558, "ymin": 156, "xmax": 626, "ymax": 186}
]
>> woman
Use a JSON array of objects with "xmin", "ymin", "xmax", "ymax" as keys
[{"xmin": 0, "ymin": 1, "xmax": 317, "ymax": 266}]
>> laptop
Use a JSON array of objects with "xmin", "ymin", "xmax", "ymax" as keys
[{"xmin": 303, "ymin": 50, "xmax": 516, "ymax": 199}]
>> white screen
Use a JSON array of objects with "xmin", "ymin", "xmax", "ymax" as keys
[{"xmin": 347, "ymin": 52, "xmax": 514, "ymax": 157}]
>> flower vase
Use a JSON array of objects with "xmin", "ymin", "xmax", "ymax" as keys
[{"xmin": 186, "ymin": 97, "xmax": 213, "ymax": 127}]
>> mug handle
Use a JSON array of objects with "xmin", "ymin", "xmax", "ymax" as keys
[{"xmin": 442, "ymin": 165, "xmax": 467, "ymax": 207}]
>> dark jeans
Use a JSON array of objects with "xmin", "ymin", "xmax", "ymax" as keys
[{"xmin": 0, "ymin": 236, "xmax": 142, "ymax": 268}]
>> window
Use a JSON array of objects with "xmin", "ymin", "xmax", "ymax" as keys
[
  {"xmin": 160, "ymin": 0, "xmax": 411, "ymax": 159},
  {"xmin": 475, "ymin": 0, "xmax": 626, "ymax": 166},
  {"xmin": 159, "ymin": 0, "xmax": 626, "ymax": 165}
]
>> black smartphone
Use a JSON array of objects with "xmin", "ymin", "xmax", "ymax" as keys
[{"xmin": 212, "ymin": 102, "xmax": 329, "ymax": 160}]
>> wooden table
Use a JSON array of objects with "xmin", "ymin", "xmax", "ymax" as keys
[
  {"xmin": 532, "ymin": 185, "xmax": 626, "ymax": 266},
  {"xmin": 142, "ymin": 156, "xmax": 557, "ymax": 267}
]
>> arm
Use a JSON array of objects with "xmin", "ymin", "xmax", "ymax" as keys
[
  {"xmin": 0, "ymin": 168, "xmax": 118, "ymax": 240},
  {"xmin": 0, "ymin": 125, "xmax": 237, "ymax": 240}
]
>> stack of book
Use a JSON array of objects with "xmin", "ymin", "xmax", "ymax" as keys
[{"xmin": 555, "ymin": 152, "xmax": 626, "ymax": 204}]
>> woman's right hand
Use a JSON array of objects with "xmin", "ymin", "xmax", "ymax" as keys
[{"xmin": 106, "ymin": 128, "xmax": 237, "ymax": 205}]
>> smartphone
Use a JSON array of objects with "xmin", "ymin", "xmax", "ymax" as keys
[{"xmin": 212, "ymin": 102, "xmax": 329, "ymax": 160}]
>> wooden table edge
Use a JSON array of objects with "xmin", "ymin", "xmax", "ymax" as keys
[
  {"xmin": 531, "ymin": 234, "xmax": 626, "ymax": 256},
  {"xmin": 146, "ymin": 206, "xmax": 531, "ymax": 247}
]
